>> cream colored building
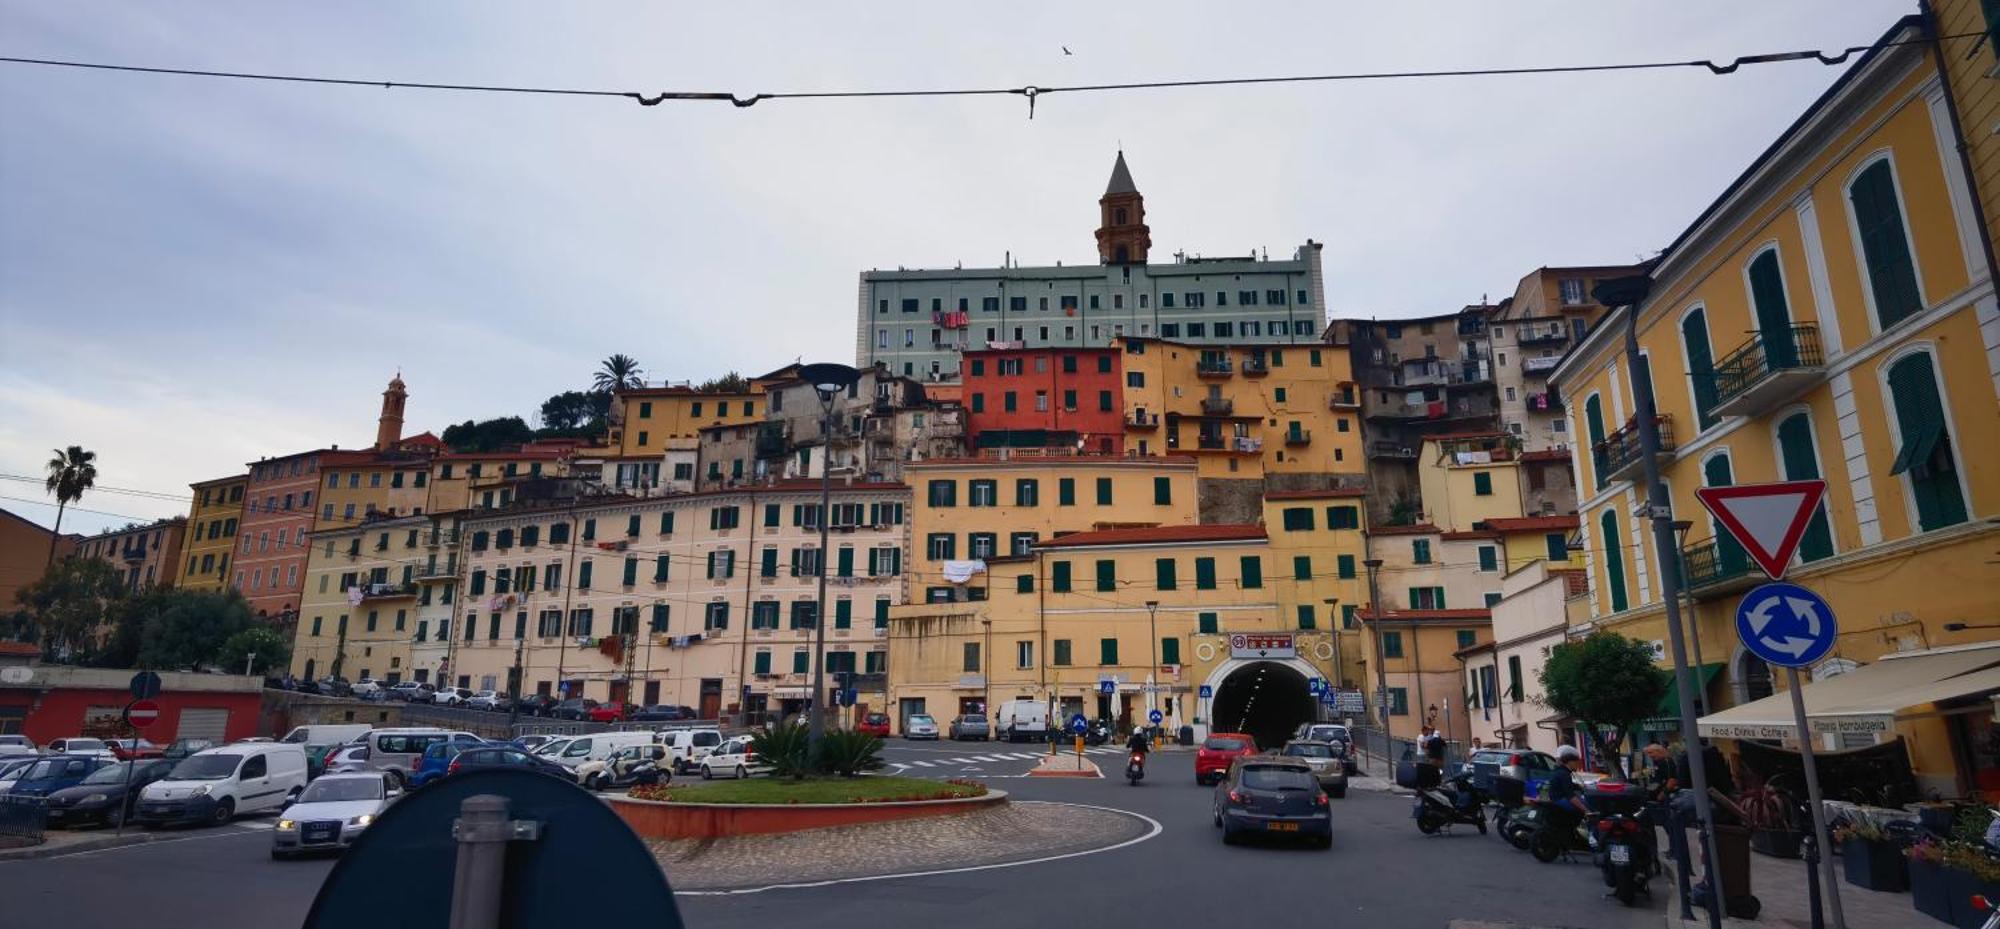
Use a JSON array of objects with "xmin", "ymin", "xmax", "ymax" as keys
[
  {"xmin": 291, "ymin": 512, "xmax": 431, "ymax": 685},
  {"xmin": 1460, "ymin": 559, "xmax": 1588, "ymax": 753}
]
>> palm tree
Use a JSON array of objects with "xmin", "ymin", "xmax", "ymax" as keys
[
  {"xmin": 44, "ymin": 445, "xmax": 97, "ymax": 566},
  {"xmin": 593, "ymin": 354, "xmax": 645, "ymax": 392}
]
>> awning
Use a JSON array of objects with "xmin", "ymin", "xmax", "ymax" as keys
[
  {"xmin": 1698, "ymin": 645, "xmax": 2000, "ymax": 740},
  {"xmin": 1657, "ymin": 663, "xmax": 1725, "ymax": 714}
]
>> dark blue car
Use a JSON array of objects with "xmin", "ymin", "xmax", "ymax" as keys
[
  {"xmin": 7, "ymin": 754, "xmax": 113, "ymax": 798},
  {"xmin": 410, "ymin": 741, "xmax": 476, "ymax": 788}
]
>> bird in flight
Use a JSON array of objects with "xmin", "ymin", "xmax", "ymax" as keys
[{"xmin": 1062, "ymin": 46, "xmax": 1073, "ymax": 55}]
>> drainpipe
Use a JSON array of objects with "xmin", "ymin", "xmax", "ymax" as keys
[{"xmin": 1920, "ymin": 2, "xmax": 2000, "ymax": 289}]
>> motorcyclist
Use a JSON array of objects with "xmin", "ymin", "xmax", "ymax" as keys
[
  {"xmin": 1544, "ymin": 744, "xmax": 1592, "ymax": 836},
  {"xmin": 1127, "ymin": 724, "xmax": 1152, "ymax": 755}
]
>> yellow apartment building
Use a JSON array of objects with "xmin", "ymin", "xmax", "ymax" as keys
[
  {"xmin": 601, "ymin": 387, "xmax": 763, "ymax": 493},
  {"xmin": 1116, "ymin": 337, "xmax": 1363, "ymax": 481},
  {"xmin": 403, "ymin": 511, "xmax": 466, "ymax": 686},
  {"xmin": 176, "ymin": 475, "xmax": 245, "ymax": 592},
  {"xmin": 291, "ymin": 512, "xmax": 433, "ymax": 685},
  {"xmin": 1417, "ymin": 433, "xmax": 1530, "ymax": 532},
  {"xmin": 903, "ymin": 456, "xmax": 1200, "ymax": 602},
  {"xmin": 1261, "ymin": 488, "xmax": 1372, "ymax": 689},
  {"xmin": 1551, "ymin": 16, "xmax": 2000, "ymax": 796},
  {"xmin": 439, "ymin": 481, "xmax": 908, "ymax": 719},
  {"xmin": 316, "ymin": 449, "xmax": 436, "ymax": 531},
  {"xmin": 425, "ymin": 441, "xmax": 581, "ymax": 513},
  {"xmin": 73, "ymin": 518, "xmax": 186, "ymax": 595}
]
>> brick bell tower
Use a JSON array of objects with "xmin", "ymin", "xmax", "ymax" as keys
[
  {"xmin": 1096, "ymin": 150, "xmax": 1151, "ymax": 265},
  {"xmin": 375, "ymin": 372, "xmax": 407, "ymax": 450}
]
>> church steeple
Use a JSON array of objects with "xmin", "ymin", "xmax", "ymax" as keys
[
  {"xmin": 1096, "ymin": 151, "xmax": 1150, "ymax": 265},
  {"xmin": 376, "ymin": 372, "xmax": 407, "ymax": 450}
]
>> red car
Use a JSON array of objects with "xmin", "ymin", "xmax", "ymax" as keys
[
  {"xmin": 587, "ymin": 702, "xmax": 632, "ymax": 723},
  {"xmin": 857, "ymin": 713, "xmax": 891, "ymax": 738},
  {"xmin": 1196, "ymin": 732, "xmax": 1259, "ymax": 785},
  {"xmin": 108, "ymin": 739, "xmax": 164, "ymax": 760}
]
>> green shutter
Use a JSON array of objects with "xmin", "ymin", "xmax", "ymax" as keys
[
  {"xmin": 1161, "ymin": 638, "xmax": 1180, "ymax": 665},
  {"xmin": 1586, "ymin": 395, "xmax": 1609, "ymax": 490},
  {"xmin": 760, "ymin": 548, "xmax": 778, "ymax": 578},
  {"xmin": 1296, "ymin": 605, "xmax": 1315, "ymax": 630},
  {"xmin": 1478, "ymin": 546, "xmax": 1497, "ymax": 571},
  {"xmin": 1239, "ymin": 556, "xmax": 1262, "ymax": 589},
  {"xmin": 1546, "ymin": 533, "xmax": 1567, "ymax": 562},
  {"xmin": 1017, "ymin": 574, "xmax": 1034, "ymax": 593},
  {"xmin": 1682, "ymin": 309, "xmax": 1720, "ymax": 430},
  {"xmin": 754, "ymin": 651, "xmax": 771, "ymax": 674},
  {"xmin": 1705, "ymin": 454, "xmax": 1748, "ymax": 574},
  {"xmin": 1473, "ymin": 472, "xmax": 1493, "ymax": 496},
  {"xmin": 1153, "ymin": 477, "xmax": 1171, "ymax": 505},
  {"xmin": 1100, "ymin": 638, "xmax": 1118, "ymax": 665},
  {"xmin": 1887, "ymin": 352, "xmax": 1967, "ymax": 530},
  {"xmin": 1600, "ymin": 509, "xmax": 1628, "ymax": 612},
  {"xmin": 1293, "ymin": 555, "xmax": 1311, "ymax": 580},
  {"xmin": 1058, "ymin": 478, "xmax": 1075, "ymax": 506},
  {"xmin": 1052, "ymin": 561, "xmax": 1072, "ymax": 592},
  {"xmin": 1155, "ymin": 558, "xmax": 1177, "ymax": 590},
  {"xmin": 1412, "ymin": 539, "xmax": 1431, "ymax": 564},
  {"xmin": 1747, "ymin": 250, "xmax": 1799, "ymax": 368},
  {"xmin": 835, "ymin": 599, "xmax": 852, "ymax": 629},
  {"xmin": 1382, "ymin": 631, "xmax": 1403, "ymax": 659},
  {"xmin": 1775, "ymin": 413, "xmax": 1835, "ymax": 561},
  {"xmin": 874, "ymin": 598, "xmax": 890, "ymax": 628},
  {"xmin": 1283, "ymin": 507, "xmax": 1314, "ymax": 531},
  {"xmin": 793, "ymin": 650, "xmax": 809, "ymax": 674},
  {"xmin": 1096, "ymin": 477, "xmax": 1113, "ymax": 505},
  {"xmin": 1850, "ymin": 160, "xmax": 1924, "ymax": 329},
  {"xmin": 837, "ymin": 547, "xmax": 854, "ymax": 577},
  {"xmin": 1195, "ymin": 558, "xmax": 1216, "ymax": 590},
  {"xmin": 578, "ymin": 561, "xmax": 593, "ymax": 589},
  {"xmin": 1337, "ymin": 554, "xmax": 1355, "ymax": 579},
  {"xmin": 1095, "ymin": 559, "xmax": 1117, "ymax": 592},
  {"xmin": 622, "ymin": 557, "xmax": 637, "ymax": 586},
  {"xmin": 1198, "ymin": 612, "xmax": 1218, "ymax": 634}
]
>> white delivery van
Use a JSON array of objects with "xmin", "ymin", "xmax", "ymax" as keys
[
  {"xmin": 994, "ymin": 700, "xmax": 1050, "ymax": 743},
  {"xmin": 655, "ymin": 728, "xmax": 724, "ymax": 773},
  {"xmin": 136, "ymin": 743, "xmax": 309, "ymax": 826},
  {"xmin": 279, "ymin": 724, "xmax": 373, "ymax": 748},
  {"xmin": 545, "ymin": 731, "xmax": 657, "ymax": 771}
]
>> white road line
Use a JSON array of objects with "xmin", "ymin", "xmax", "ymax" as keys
[
  {"xmin": 908, "ymin": 761, "xmax": 933, "ymax": 768},
  {"xmin": 969, "ymin": 755, "xmax": 999, "ymax": 762},
  {"xmin": 944, "ymin": 758, "xmax": 974, "ymax": 765},
  {"xmin": 674, "ymin": 801, "xmax": 1165, "ymax": 897}
]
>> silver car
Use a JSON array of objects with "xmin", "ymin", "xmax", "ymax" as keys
[
  {"xmin": 272, "ymin": 772, "xmax": 398, "ymax": 858},
  {"xmin": 904, "ymin": 714, "xmax": 939, "ymax": 740},
  {"xmin": 948, "ymin": 715, "xmax": 990, "ymax": 741},
  {"xmin": 1280, "ymin": 740, "xmax": 1349, "ymax": 798}
]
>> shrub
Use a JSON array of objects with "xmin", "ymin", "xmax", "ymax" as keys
[
  {"xmin": 752, "ymin": 720, "xmax": 814, "ymax": 779},
  {"xmin": 816, "ymin": 729, "xmax": 885, "ymax": 777}
]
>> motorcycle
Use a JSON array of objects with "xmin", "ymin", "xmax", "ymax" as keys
[
  {"xmin": 1125, "ymin": 750, "xmax": 1146, "ymax": 785},
  {"xmin": 1592, "ymin": 810, "xmax": 1655, "ymax": 905},
  {"xmin": 1491, "ymin": 775, "xmax": 1535, "ymax": 850},
  {"xmin": 1414, "ymin": 770, "xmax": 1488, "ymax": 835},
  {"xmin": 1528, "ymin": 798, "xmax": 1594, "ymax": 863},
  {"xmin": 1086, "ymin": 719, "xmax": 1112, "ymax": 746}
]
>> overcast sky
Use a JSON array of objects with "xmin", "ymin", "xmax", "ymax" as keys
[{"xmin": 0, "ymin": 1, "xmax": 1919, "ymax": 535}]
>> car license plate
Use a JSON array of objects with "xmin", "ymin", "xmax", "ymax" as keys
[
  {"xmin": 1609, "ymin": 844, "xmax": 1631, "ymax": 864},
  {"xmin": 1266, "ymin": 821, "xmax": 1300, "ymax": 832},
  {"xmin": 304, "ymin": 824, "xmax": 338, "ymax": 844}
]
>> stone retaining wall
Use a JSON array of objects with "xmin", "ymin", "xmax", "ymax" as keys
[{"xmin": 609, "ymin": 789, "xmax": 1007, "ymax": 839}]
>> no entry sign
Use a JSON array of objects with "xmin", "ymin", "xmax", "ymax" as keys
[{"xmin": 124, "ymin": 700, "xmax": 160, "ymax": 728}]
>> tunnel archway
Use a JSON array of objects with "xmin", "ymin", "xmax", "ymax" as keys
[{"xmin": 1208, "ymin": 660, "xmax": 1317, "ymax": 750}]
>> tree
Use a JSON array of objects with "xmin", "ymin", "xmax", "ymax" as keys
[
  {"xmin": 441, "ymin": 417, "xmax": 535, "ymax": 453},
  {"xmin": 217, "ymin": 626, "xmax": 291, "ymax": 676},
  {"xmin": 696, "ymin": 372, "xmax": 748, "ymax": 393},
  {"xmin": 538, "ymin": 390, "xmax": 598, "ymax": 431},
  {"xmin": 14, "ymin": 556, "xmax": 125, "ymax": 660},
  {"xmin": 44, "ymin": 445, "xmax": 97, "ymax": 566},
  {"xmin": 593, "ymin": 354, "xmax": 645, "ymax": 392},
  {"xmin": 135, "ymin": 588, "xmax": 256, "ymax": 672},
  {"xmin": 1537, "ymin": 631, "xmax": 1669, "ymax": 778}
]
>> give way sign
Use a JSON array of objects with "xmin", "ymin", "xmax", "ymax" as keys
[{"xmin": 1693, "ymin": 479, "xmax": 1826, "ymax": 581}]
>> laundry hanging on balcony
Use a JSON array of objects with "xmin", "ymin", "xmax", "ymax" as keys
[{"xmin": 942, "ymin": 559, "xmax": 988, "ymax": 584}]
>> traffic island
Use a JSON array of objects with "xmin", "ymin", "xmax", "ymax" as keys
[
  {"xmin": 607, "ymin": 776, "xmax": 1002, "ymax": 840},
  {"xmin": 1028, "ymin": 753, "xmax": 1102, "ymax": 778}
]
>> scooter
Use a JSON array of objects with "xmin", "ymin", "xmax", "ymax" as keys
[
  {"xmin": 1414, "ymin": 770, "xmax": 1488, "ymax": 835},
  {"xmin": 1126, "ymin": 750, "xmax": 1146, "ymax": 785},
  {"xmin": 1086, "ymin": 719, "xmax": 1112, "ymax": 746},
  {"xmin": 1592, "ymin": 810, "xmax": 1655, "ymax": 906},
  {"xmin": 1529, "ymin": 798, "xmax": 1594, "ymax": 863},
  {"xmin": 1491, "ymin": 775, "xmax": 1534, "ymax": 850}
]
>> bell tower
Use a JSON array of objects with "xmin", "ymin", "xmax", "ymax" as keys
[
  {"xmin": 1095, "ymin": 150, "xmax": 1151, "ymax": 265},
  {"xmin": 376, "ymin": 372, "xmax": 407, "ymax": 450}
]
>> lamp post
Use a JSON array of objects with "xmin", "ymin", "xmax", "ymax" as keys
[
  {"xmin": 1145, "ymin": 600, "xmax": 1160, "ymax": 738},
  {"xmin": 1363, "ymin": 558, "xmax": 1388, "ymax": 732},
  {"xmin": 1671, "ymin": 519, "xmax": 1708, "ymax": 713},
  {"xmin": 1322, "ymin": 597, "xmax": 1342, "ymax": 690},
  {"xmin": 799, "ymin": 362, "xmax": 862, "ymax": 760},
  {"xmin": 981, "ymin": 617, "xmax": 993, "ymax": 723}
]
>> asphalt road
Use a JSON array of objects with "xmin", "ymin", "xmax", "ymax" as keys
[{"xmin": 0, "ymin": 749, "xmax": 1665, "ymax": 929}]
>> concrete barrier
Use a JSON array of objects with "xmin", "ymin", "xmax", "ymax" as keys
[{"xmin": 608, "ymin": 789, "xmax": 1007, "ymax": 840}]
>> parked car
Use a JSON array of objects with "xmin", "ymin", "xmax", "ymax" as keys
[
  {"xmin": 699, "ymin": 737, "xmax": 769, "ymax": 780},
  {"xmin": 351, "ymin": 679, "xmax": 385, "ymax": 699},
  {"xmin": 1212, "ymin": 756, "xmax": 1331, "ymax": 848},
  {"xmin": 447, "ymin": 745, "xmax": 573, "ymax": 780},
  {"xmin": 515, "ymin": 694, "xmax": 558, "ymax": 717},
  {"xmin": 387, "ymin": 681, "xmax": 436, "ymax": 703},
  {"xmin": 432, "ymin": 687, "xmax": 475, "ymax": 706},
  {"xmin": 45, "ymin": 738, "xmax": 115, "ymax": 759},
  {"xmin": 549, "ymin": 698, "xmax": 601, "ymax": 721},
  {"xmin": 655, "ymin": 728, "xmax": 724, "ymax": 773},
  {"xmin": 466, "ymin": 690, "xmax": 510, "ymax": 712},
  {"xmin": 1280, "ymin": 740, "xmax": 1349, "ymax": 798},
  {"xmin": 948, "ymin": 715, "xmax": 990, "ymax": 741},
  {"xmin": 541, "ymin": 731, "xmax": 659, "ymax": 771},
  {"xmin": 42, "ymin": 759, "xmax": 176, "ymax": 828},
  {"xmin": 315, "ymin": 678, "xmax": 354, "ymax": 698},
  {"xmin": 630, "ymin": 704, "xmax": 696, "ymax": 722},
  {"xmin": 512, "ymin": 734, "xmax": 557, "ymax": 752},
  {"xmin": 137, "ymin": 743, "xmax": 310, "ymax": 827},
  {"xmin": 575, "ymin": 744, "xmax": 671, "ymax": 791},
  {"xmin": 1465, "ymin": 748, "xmax": 1560, "ymax": 795},
  {"xmin": 1196, "ymin": 733, "xmax": 1259, "ymax": 786},
  {"xmin": 8, "ymin": 754, "xmax": 115, "ymax": 798},
  {"xmin": 0, "ymin": 757, "xmax": 39, "ymax": 792},
  {"xmin": 857, "ymin": 713, "xmax": 891, "ymax": 738},
  {"xmin": 357, "ymin": 729, "xmax": 482, "ymax": 787},
  {"xmin": 279, "ymin": 724, "xmax": 372, "ymax": 748},
  {"xmin": 410, "ymin": 741, "xmax": 474, "ymax": 788},
  {"xmin": 107, "ymin": 738, "xmax": 164, "ymax": 760},
  {"xmin": 0, "ymin": 734, "xmax": 38, "ymax": 757},
  {"xmin": 321, "ymin": 743, "xmax": 371, "ymax": 775},
  {"xmin": 589, "ymin": 702, "xmax": 633, "ymax": 723},
  {"xmin": 161, "ymin": 738, "xmax": 216, "ymax": 761},
  {"xmin": 904, "ymin": 714, "xmax": 939, "ymax": 740},
  {"xmin": 271, "ymin": 772, "xmax": 399, "ymax": 858}
]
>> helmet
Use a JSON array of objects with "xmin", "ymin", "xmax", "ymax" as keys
[{"xmin": 1557, "ymin": 745, "xmax": 1581, "ymax": 762}]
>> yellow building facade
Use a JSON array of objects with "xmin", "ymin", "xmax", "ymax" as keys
[
  {"xmin": 316, "ymin": 451, "xmax": 434, "ymax": 531},
  {"xmin": 602, "ymin": 387, "xmax": 763, "ymax": 492},
  {"xmin": 425, "ymin": 442, "xmax": 580, "ymax": 513},
  {"xmin": 1551, "ymin": 18, "xmax": 2000, "ymax": 795},
  {"xmin": 291, "ymin": 513, "xmax": 433, "ymax": 685},
  {"xmin": 176, "ymin": 475, "xmax": 245, "ymax": 592},
  {"xmin": 1116, "ymin": 337, "xmax": 1363, "ymax": 479},
  {"xmin": 1261, "ymin": 489, "xmax": 1372, "ymax": 689}
]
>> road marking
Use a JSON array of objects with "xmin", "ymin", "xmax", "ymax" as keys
[
  {"xmin": 673, "ymin": 800, "xmax": 1165, "ymax": 897},
  {"xmin": 907, "ymin": 761, "xmax": 933, "ymax": 767},
  {"xmin": 944, "ymin": 758, "xmax": 973, "ymax": 765},
  {"xmin": 969, "ymin": 755, "xmax": 1000, "ymax": 762},
  {"xmin": 235, "ymin": 822, "xmax": 274, "ymax": 831}
]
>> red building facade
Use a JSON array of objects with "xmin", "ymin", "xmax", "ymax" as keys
[
  {"xmin": 962, "ymin": 347, "xmax": 1126, "ymax": 453},
  {"xmin": 235, "ymin": 449, "xmax": 324, "ymax": 622}
]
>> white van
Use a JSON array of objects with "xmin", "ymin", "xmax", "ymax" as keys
[
  {"xmin": 359, "ymin": 728, "xmax": 482, "ymax": 786},
  {"xmin": 994, "ymin": 700, "xmax": 1050, "ymax": 742},
  {"xmin": 655, "ymin": 728, "xmax": 724, "ymax": 772},
  {"xmin": 543, "ymin": 731, "xmax": 657, "ymax": 771},
  {"xmin": 279, "ymin": 724, "xmax": 372, "ymax": 748},
  {"xmin": 136, "ymin": 743, "xmax": 309, "ymax": 827}
]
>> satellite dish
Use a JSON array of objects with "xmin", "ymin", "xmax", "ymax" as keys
[{"xmin": 304, "ymin": 768, "xmax": 681, "ymax": 928}]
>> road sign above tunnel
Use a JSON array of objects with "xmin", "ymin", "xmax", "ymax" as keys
[{"xmin": 1694, "ymin": 479, "xmax": 1826, "ymax": 580}]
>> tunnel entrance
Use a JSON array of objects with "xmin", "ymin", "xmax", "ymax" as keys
[{"xmin": 1208, "ymin": 660, "xmax": 1317, "ymax": 750}]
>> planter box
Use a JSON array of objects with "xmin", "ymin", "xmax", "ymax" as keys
[
  {"xmin": 1911, "ymin": 858, "xmax": 1953, "ymax": 924},
  {"xmin": 1751, "ymin": 827, "xmax": 1804, "ymax": 859},
  {"xmin": 1919, "ymin": 805, "xmax": 1961, "ymax": 837},
  {"xmin": 1944, "ymin": 866, "xmax": 2000, "ymax": 929},
  {"xmin": 1840, "ymin": 835, "xmax": 1907, "ymax": 892}
]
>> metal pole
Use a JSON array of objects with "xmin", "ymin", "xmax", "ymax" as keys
[
  {"xmin": 115, "ymin": 703, "xmax": 136, "ymax": 837},
  {"xmin": 1146, "ymin": 600, "xmax": 1159, "ymax": 739},
  {"xmin": 806, "ymin": 394, "xmax": 834, "ymax": 756},
  {"xmin": 1624, "ymin": 307, "xmax": 1725, "ymax": 929},
  {"xmin": 245, "ymin": 652, "xmax": 256, "ymax": 677},
  {"xmin": 1364, "ymin": 558, "xmax": 1389, "ymax": 735},
  {"xmin": 981, "ymin": 618, "xmax": 992, "ymax": 722},
  {"xmin": 1788, "ymin": 667, "xmax": 1845, "ymax": 929},
  {"xmin": 447, "ymin": 795, "xmax": 511, "ymax": 929}
]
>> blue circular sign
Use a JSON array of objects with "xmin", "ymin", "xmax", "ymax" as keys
[
  {"xmin": 1735, "ymin": 581, "xmax": 1837, "ymax": 669},
  {"xmin": 1068, "ymin": 713, "xmax": 1088, "ymax": 734},
  {"xmin": 1147, "ymin": 709, "xmax": 1163, "ymax": 724}
]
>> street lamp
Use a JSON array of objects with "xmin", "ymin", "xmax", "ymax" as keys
[
  {"xmin": 1145, "ymin": 600, "xmax": 1160, "ymax": 738},
  {"xmin": 1322, "ymin": 597, "xmax": 1342, "ymax": 691},
  {"xmin": 799, "ymin": 362, "xmax": 862, "ymax": 759},
  {"xmin": 1670, "ymin": 519, "xmax": 1709, "ymax": 708},
  {"xmin": 1363, "ymin": 559, "xmax": 1388, "ymax": 731}
]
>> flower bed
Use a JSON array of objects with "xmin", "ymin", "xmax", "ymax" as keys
[
  {"xmin": 629, "ymin": 776, "xmax": 985, "ymax": 805},
  {"xmin": 609, "ymin": 777, "xmax": 1005, "ymax": 840}
]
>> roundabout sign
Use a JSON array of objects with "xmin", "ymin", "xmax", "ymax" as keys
[{"xmin": 1735, "ymin": 581, "xmax": 1835, "ymax": 668}]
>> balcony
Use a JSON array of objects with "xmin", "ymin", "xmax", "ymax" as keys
[
  {"xmin": 1126, "ymin": 411, "xmax": 1160, "ymax": 430},
  {"xmin": 424, "ymin": 531, "xmax": 459, "ymax": 548},
  {"xmin": 1401, "ymin": 363, "xmax": 1451, "ymax": 388},
  {"xmin": 1283, "ymin": 429, "xmax": 1311, "ymax": 447},
  {"xmin": 1708, "ymin": 324, "xmax": 1825, "ymax": 418},
  {"xmin": 1329, "ymin": 387, "xmax": 1360, "ymax": 410},
  {"xmin": 1195, "ymin": 435, "xmax": 1263, "ymax": 454},
  {"xmin": 1525, "ymin": 392, "xmax": 1562, "ymax": 413},
  {"xmin": 1522, "ymin": 356, "xmax": 1563, "ymax": 377},
  {"xmin": 356, "ymin": 581, "xmax": 419, "ymax": 602},
  {"xmin": 1518, "ymin": 326, "xmax": 1569, "ymax": 347},
  {"xmin": 1200, "ymin": 397, "xmax": 1234, "ymax": 416},
  {"xmin": 1241, "ymin": 356, "xmax": 1270, "ymax": 377},
  {"xmin": 1368, "ymin": 441, "xmax": 1417, "ymax": 459},
  {"xmin": 1196, "ymin": 358, "xmax": 1234, "ymax": 378},
  {"xmin": 414, "ymin": 559, "xmax": 460, "ymax": 581},
  {"xmin": 1681, "ymin": 539, "xmax": 1760, "ymax": 599},
  {"xmin": 754, "ymin": 422, "xmax": 790, "ymax": 459},
  {"xmin": 1593, "ymin": 415, "xmax": 1676, "ymax": 484}
]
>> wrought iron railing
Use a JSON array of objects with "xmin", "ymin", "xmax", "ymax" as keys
[{"xmin": 1707, "ymin": 323, "xmax": 1823, "ymax": 407}]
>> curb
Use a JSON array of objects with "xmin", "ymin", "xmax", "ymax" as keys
[
  {"xmin": 1028, "ymin": 756, "xmax": 1103, "ymax": 778},
  {"xmin": 0, "ymin": 831, "xmax": 163, "ymax": 861}
]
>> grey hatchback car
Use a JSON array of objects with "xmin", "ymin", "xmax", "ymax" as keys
[
  {"xmin": 949, "ymin": 715, "xmax": 990, "ymax": 741},
  {"xmin": 1213, "ymin": 756, "xmax": 1331, "ymax": 848}
]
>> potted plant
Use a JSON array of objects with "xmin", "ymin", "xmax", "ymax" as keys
[
  {"xmin": 1835, "ymin": 814, "xmax": 1907, "ymax": 892},
  {"xmin": 1940, "ymin": 840, "xmax": 2000, "ymax": 929},
  {"xmin": 1908, "ymin": 837, "xmax": 1953, "ymax": 924},
  {"xmin": 1737, "ymin": 772, "xmax": 1802, "ymax": 858}
]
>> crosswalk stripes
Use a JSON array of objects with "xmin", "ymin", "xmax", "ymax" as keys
[{"xmin": 908, "ymin": 760, "xmax": 933, "ymax": 767}]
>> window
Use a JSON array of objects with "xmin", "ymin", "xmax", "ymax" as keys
[
  {"xmin": 927, "ymin": 480, "xmax": 957, "ymax": 508},
  {"xmin": 1478, "ymin": 546, "xmax": 1498, "ymax": 572},
  {"xmin": 708, "ymin": 507, "xmax": 740, "ymax": 530},
  {"xmin": 1342, "ymin": 605, "xmax": 1358, "ymax": 629},
  {"xmin": 705, "ymin": 602, "xmax": 729, "ymax": 630},
  {"xmin": 1473, "ymin": 472, "xmax": 1493, "ymax": 496},
  {"xmin": 1194, "ymin": 557, "xmax": 1216, "ymax": 590},
  {"xmin": 1095, "ymin": 559, "xmax": 1116, "ymax": 592},
  {"xmin": 1848, "ymin": 158, "xmax": 1924, "ymax": 329},
  {"xmin": 1456, "ymin": 629, "xmax": 1477, "ymax": 650},
  {"xmin": 1385, "ymin": 687, "xmax": 1409, "ymax": 715},
  {"xmin": 1053, "ymin": 639, "xmax": 1072, "ymax": 666},
  {"xmin": 1279, "ymin": 507, "xmax": 1315, "ymax": 532},
  {"xmin": 968, "ymin": 533, "xmax": 996, "ymax": 559},
  {"xmin": 874, "ymin": 597, "xmax": 891, "ymax": 629},
  {"xmin": 1051, "ymin": 561, "xmax": 1072, "ymax": 592},
  {"xmin": 1412, "ymin": 539, "xmax": 1431, "ymax": 564},
  {"xmin": 1680, "ymin": 307, "xmax": 1720, "ymax": 430},
  {"xmin": 1099, "ymin": 638, "xmax": 1119, "ymax": 665},
  {"xmin": 1239, "ymin": 556, "xmax": 1262, "ymax": 589},
  {"xmin": 1161, "ymin": 637, "xmax": 1181, "ymax": 665},
  {"xmin": 1003, "ymin": 392, "xmax": 1017, "ymax": 412},
  {"xmin": 1015, "ymin": 479, "xmax": 1039, "ymax": 506},
  {"xmin": 963, "ymin": 642, "xmax": 981, "ymax": 672},
  {"xmin": 1057, "ymin": 478, "xmax": 1076, "ymax": 506},
  {"xmin": 1600, "ymin": 509, "xmax": 1628, "ymax": 612},
  {"xmin": 1336, "ymin": 554, "xmax": 1356, "ymax": 579},
  {"xmin": 1409, "ymin": 587, "xmax": 1446, "ymax": 609},
  {"xmin": 753, "ymin": 651, "xmax": 772, "ymax": 674},
  {"xmin": 1485, "ymin": 592, "xmax": 1503, "ymax": 608},
  {"xmin": 1382, "ymin": 631, "xmax": 1404, "ymax": 659},
  {"xmin": 1296, "ymin": 605, "xmax": 1316, "ymax": 630},
  {"xmin": 1327, "ymin": 505, "xmax": 1358, "ymax": 529},
  {"xmin": 706, "ymin": 550, "xmax": 736, "ymax": 579},
  {"xmin": 926, "ymin": 533, "xmax": 955, "ymax": 560},
  {"xmin": 1095, "ymin": 477, "xmax": 1112, "ymax": 505},
  {"xmin": 968, "ymin": 479, "xmax": 997, "ymax": 507},
  {"xmin": 1775, "ymin": 412, "xmax": 1836, "ymax": 561},
  {"xmin": 1506, "ymin": 655, "xmax": 1524, "ymax": 701},
  {"xmin": 789, "ymin": 601, "xmax": 817, "ymax": 630},
  {"xmin": 1886, "ymin": 350, "xmax": 1968, "ymax": 531},
  {"xmin": 1154, "ymin": 558, "xmax": 1177, "ymax": 590},
  {"xmin": 1585, "ymin": 394, "xmax": 1608, "ymax": 490}
]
